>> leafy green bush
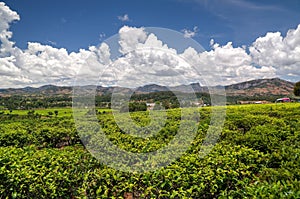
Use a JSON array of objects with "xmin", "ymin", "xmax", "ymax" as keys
[{"xmin": 0, "ymin": 103, "xmax": 300, "ymax": 198}]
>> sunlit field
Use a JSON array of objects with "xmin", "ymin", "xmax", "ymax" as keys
[{"xmin": 0, "ymin": 103, "xmax": 299, "ymax": 198}]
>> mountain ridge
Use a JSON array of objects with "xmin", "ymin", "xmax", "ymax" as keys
[{"xmin": 0, "ymin": 78, "xmax": 295, "ymax": 97}]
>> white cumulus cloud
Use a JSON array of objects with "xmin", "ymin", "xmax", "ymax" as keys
[
  {"xmin": 250, "ymin": 24, "xmax": 300, "ymax": 79},
  {"xmin": 180, "ymin": 40, "xmax": 276, "ymax": 85},
  {"xmin": 0, "ymin": 2, "xmax": 20, "ymax": 57},
  {"xmin": 118, "ymin": 26, "xmax": 147, "ymax": 54},
  {"xmin": 0, "ymin": 2, "xmax": 299, "ymax": 88}
]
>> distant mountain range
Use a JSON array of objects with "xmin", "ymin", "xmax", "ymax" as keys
[
  {"xmin": 0, "ymin": 78, "xmax": 295, "ymax": 97},
  {"xmin": 225, "ymin": 78, "xmax": 294, "ymax": 96}
]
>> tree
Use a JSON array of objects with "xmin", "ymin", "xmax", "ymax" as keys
[
  {"xmin": 294, "ymin": 81, "xmax": 300, "ymax": 96},
  {"xmin": 120, "ymin": 102, "xmax": 147, "ymax": 112}
]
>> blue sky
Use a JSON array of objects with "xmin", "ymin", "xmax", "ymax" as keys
[
  {"xmin": 4, "ymin": 0, "xmax": 300, "ymax": 52},
  {"xmin": 0, "ymin": 0, "xmax": 299, "ymax": 88}
]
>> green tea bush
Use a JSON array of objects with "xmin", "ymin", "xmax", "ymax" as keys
[{"xmin": 0, "ymin": 103, "xmax": 300, "ymax": 198}]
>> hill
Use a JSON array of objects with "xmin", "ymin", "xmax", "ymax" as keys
[
  {"xmin": 225, "ymin": 78, "xmax": 295, "ymax": 97},
  {"xmin": 0, "ymin": 78, "xmax": 295, "ymax": 97}
]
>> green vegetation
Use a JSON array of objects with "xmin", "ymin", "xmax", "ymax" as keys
[
  {"xmin": 0, "ymin": 95, "xmax": 72, "ymax": 110},
  {"xmin": 120, "ymin": 102, "xmax": 147, "ymax": 112},
  {"xmin": 0, "ymin": 104, "xmax": 300, "ymax": 198},
  {"xmin": 0, "ymin": 91, "xmax": 293, "ymax": 111},
  {"xmin": 294, "ymin": 81, "xmax": 300, "ymax": 96}
]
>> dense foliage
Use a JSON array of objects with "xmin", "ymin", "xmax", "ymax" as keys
[
  {"xmin": 0, "ymin": 91, "xmax": 292, "ymax": 110},
  {"xmin": 0, "ymin": 95, "xmax": 72, "ymax": 110},
  {"xmin": 0, "ymin": 103, "xmax": 300, "ymax": 198},
  {"xmin": 294, "ymin": 81, "xmax": 300, "ymax": 96},
  {"xmin": 120, "ymin": 102, "xmax": 147, "ymax": 112}
]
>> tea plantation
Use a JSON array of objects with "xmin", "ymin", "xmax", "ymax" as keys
[{"xmin": 0, "ymin": 103, "xmax": 299, "ymax": 198}]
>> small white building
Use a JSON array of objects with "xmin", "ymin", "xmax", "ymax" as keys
[{"xmin": 146, "ymin": 103, "xmax": 156, "ymax": 110}]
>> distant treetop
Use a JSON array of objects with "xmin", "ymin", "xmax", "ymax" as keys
[{"xmin": 294, "ymin": 81, "xmax": 300, "ymax": 96}]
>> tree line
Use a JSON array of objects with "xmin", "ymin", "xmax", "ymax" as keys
[{"xmin": 1, "ymin": 81, "xmax": 299, "ymax": 111}]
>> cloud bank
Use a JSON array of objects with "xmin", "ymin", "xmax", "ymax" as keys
[{"xmin": 0, "ymin": 2, "xmax": 299, "ymax": 88}]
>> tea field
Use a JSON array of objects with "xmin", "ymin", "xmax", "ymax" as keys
[{"xmin": 0, "ymin": 103, "xmax": 300, "ymax": 198}]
